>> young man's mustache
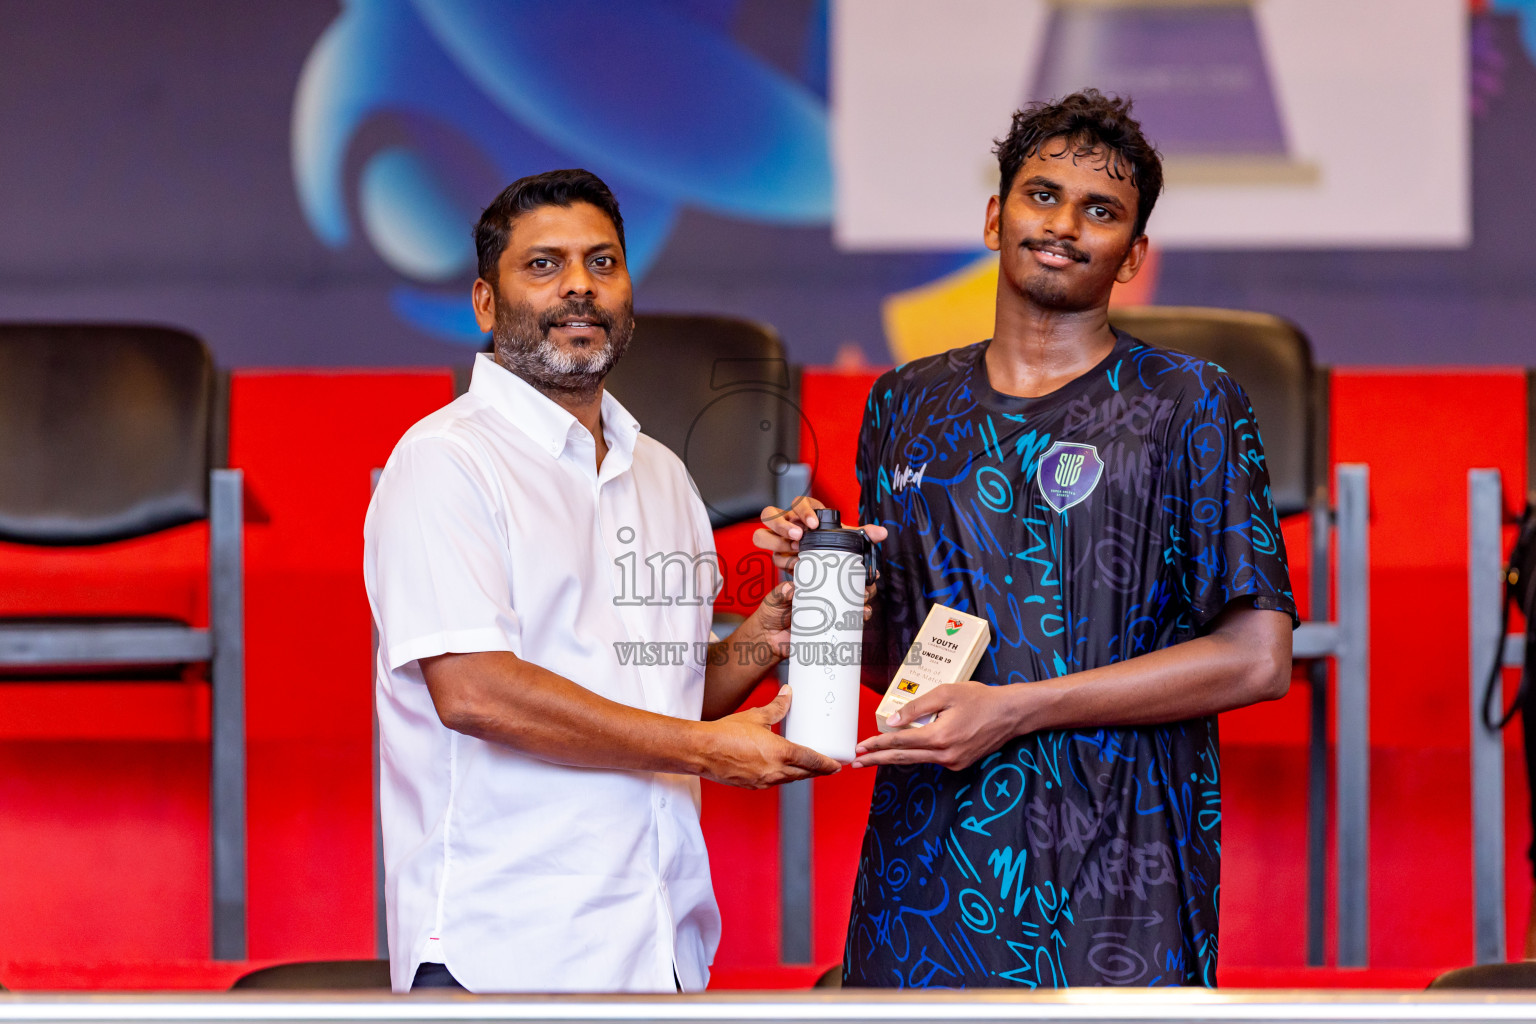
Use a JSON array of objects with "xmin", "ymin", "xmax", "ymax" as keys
[{"xmin": 1023, "ymin": 239, "xmax": 1090, "ymax": 263}]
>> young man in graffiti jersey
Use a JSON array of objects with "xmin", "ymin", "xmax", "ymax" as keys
[{"xmin": 757, "ymin": 91, "xmax": 1295, "ymax": 986}]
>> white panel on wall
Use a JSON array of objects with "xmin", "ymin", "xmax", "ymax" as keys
[{"xmin": 832, "ymin": 0, "xmax": 1468, "ymax": 250}]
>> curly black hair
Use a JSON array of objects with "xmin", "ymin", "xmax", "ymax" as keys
[
  {"xmin": 474, "ymin": 168, "xmax": 626, "ymax": 282},
  {"xmin": 994, "ymin": 90, "xmax": 1163, "ymax": 239}
]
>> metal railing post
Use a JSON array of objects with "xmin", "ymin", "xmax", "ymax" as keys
[
  {"xmin": 1306, "ymin": 492, "xmax": 1331, "ymax": 967},
  {"xmin": 210, "ymin": 468, "xmax": 247, "ymax": 961},
  {"xmin": 1333, "ymin": 463, "xmax": 1370, "ymax": 966},
  {"xmin": 1469, "ymin": 468, "xmax": 1507, "ymax": 964},
  {"xmin": 775, "ymin": 462, "xmax": 814, "ymax": 964}
]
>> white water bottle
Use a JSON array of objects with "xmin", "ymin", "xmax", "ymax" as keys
[{"xmin": 783, "ymin": 509, "xmax": 870, "ymax": 763}]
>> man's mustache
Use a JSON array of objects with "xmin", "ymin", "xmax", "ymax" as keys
[
  {"xmin": 539, "ymin": 300, "xmax": 614, "ymax": 333},
  {"xmin": 1023, "ymin": 238, "xmax": 1090, "ymax": 264}
]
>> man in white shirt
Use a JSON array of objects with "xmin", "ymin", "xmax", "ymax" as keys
[{"xmin": 364, "ymin": 169, "xmax": 862, "ymax": 993}]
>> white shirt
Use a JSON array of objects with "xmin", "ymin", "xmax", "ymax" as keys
[{"xmin": 363, "ymin": 353, "xmax": 721, "ymax": 994}]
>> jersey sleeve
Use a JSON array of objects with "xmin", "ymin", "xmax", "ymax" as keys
[
  {"xmin": 1172, "ymin": 373, "xmax": 1299, "ymax": 630},
  {"xmin": 367, "ymin": 434, "xmax": 523, "ymax": 671},
  {"xmin": 854, "ymin": 376, "xmax": 889, "ymax": 540}
]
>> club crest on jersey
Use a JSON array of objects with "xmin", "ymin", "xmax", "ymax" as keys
[{"xmin": 1037, "ymin": 441, "xmax": 1104, "ymax": 513}]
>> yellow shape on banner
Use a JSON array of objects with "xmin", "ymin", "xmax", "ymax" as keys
[{"xmin": 881, "ymin": 256, "xmax": 998, "ymax": 365}]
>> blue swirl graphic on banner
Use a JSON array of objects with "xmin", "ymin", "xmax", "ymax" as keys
[
  {"xmin": 291, "ymin": 0, "xmax": 832, "ymax": 343},
  {"xmin": 1493, "ymin": 0, "xmax": 1536, "ymax": 64}
]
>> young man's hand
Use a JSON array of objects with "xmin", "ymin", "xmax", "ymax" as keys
[
  {"xmin": 850, "ymin": 680, "xmax": 1032, "ymax": 772},
  {"xmin": 751, "ymin": 497, "xmax": 885, "ymax": 630},
  {"xmin": 753, "ymin": 496, "xmax": 887, "ymax": 572},
  {"xmin": 698, "ymin": 685, "xmax": 842, "ymax": 787}
]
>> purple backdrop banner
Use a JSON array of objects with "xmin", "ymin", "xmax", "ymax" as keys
[{"xmin": 0, "ymin": 0, "xmax": 1530, "ymax": 368}]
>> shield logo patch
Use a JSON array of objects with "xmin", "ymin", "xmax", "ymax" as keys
[{"xmin": 1036, "ymin": 441, "xmax": 1104, "ymax": 513}]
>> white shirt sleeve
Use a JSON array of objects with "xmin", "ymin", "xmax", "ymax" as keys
[{"xmin": 371, "ymin": 434, "xmax": 522, "ymax": 671}]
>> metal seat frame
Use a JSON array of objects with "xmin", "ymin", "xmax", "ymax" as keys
[
  {"xmin": 1467, "ymin": 369, "xmax": 1536, "ymax": 964},
  {"xmin": 0, "ymin": 380, "xmax": 246, "ymax": 960}
]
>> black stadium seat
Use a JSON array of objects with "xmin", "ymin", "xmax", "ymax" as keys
[
  {"xmin": 1109, "ymin": 306, "xmax": 1314, "ymax": 517},
  {"xmin": 604, "ymin": 314, "xmax": 808, "ymax": 528},
  {"xmin": 1430, "ymin": 962, "xmax": 1536, "ymax": 989},
  {"xmin": 232, "ymin": 960, "xmax": 392, "ymax": 991},
  {"xmin": 1109, "ymin": 306, "xmax": 1369, "ymax": 967},
  {"xmin": 0, "ymin": 324, "xmax": 247, "ymax": 960}
]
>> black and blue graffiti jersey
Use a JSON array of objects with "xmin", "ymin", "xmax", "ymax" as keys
[{"xmin": 844, "ymin": 330, "xmax": 1296, "ymax": 989}]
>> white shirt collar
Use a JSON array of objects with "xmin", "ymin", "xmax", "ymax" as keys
[{"xmin": 468, "ymin": 352, "xmax": 641, "ymax": 463}]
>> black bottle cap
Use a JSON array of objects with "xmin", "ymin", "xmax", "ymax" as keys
[{"xmin": 800, "ymin": 508, "xmax": 869, "ymax": 557}]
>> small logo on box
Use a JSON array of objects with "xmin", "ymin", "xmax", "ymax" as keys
[
  {"xmin": 945, "ymin": 618, "xmax": 963, "ymax": 635},
  {"xmin": 896, "ymin": 678, "xmax": 920, "ymax": 695}
]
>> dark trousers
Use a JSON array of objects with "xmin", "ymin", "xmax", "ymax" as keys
[{"xmin": 411, "ymin": 962, "xmax": 465, "ymax": 990}]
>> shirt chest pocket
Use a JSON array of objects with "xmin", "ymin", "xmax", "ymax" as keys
[
  {"xmin": 633, "ymin": 550, "xmax": 714, "ymax": 656},
  {"xmin": 603, "ymin": 532, "xmax": 714, "ymax": 688}
]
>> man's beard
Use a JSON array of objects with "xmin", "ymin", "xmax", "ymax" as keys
[
  {"xmin": 1022, "ymin": 272, "xmax": 1076, "ymax": 311},
  {"xmin": 1018, "ymin": 237, "xmax": 1117, "ymax": 312},
  {"xmin": 491, "ymin": 291, "xmax": 634, "ymax": 396}
]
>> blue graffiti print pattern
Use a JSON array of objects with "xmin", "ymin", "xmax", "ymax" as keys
[{"xmin": 845, "ymin": 332, "xmax": 1296, "ymax": 988}]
